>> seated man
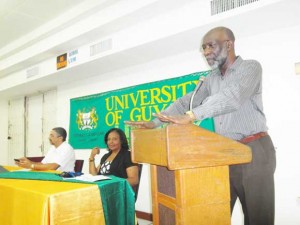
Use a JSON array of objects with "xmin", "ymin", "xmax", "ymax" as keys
[{"xmin": 16, "ymin": 127, "xmax": 75, "ymax": 171}]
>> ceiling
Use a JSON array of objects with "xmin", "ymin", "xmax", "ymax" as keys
[
  {"xmin": 0, "ymin": 0, "xmax": 122, "ymax": 78},
  {"xmin": 0, "ymin": 0, "xmax": 84, "ymax": 51}
]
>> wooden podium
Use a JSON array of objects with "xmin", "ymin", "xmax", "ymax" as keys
[{"xmin": 130, "ymin": 124, "xmax": 252, "ymax": 225}]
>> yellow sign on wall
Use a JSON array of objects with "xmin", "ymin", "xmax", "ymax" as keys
[{"xmin": 57, "ymin": 53, "xmax": 67, "ymax": 70}]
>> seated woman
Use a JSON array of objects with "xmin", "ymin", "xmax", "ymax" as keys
[{"xmin": 89, "ymin": 128, "xmax": 139, "ymax": 187}]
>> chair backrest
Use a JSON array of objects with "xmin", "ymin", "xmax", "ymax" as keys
[
  {"xmin": 27, "ymin": 156, "xmax": 84, "ymax": 173},
  {"xmin": 74, "ymin": 159, "xmax": 84, "ymax": 173},
  {"xmin": 26, "ymin": 156, "xmax": 45, "ymax": 162},
  {"xmin": 133, "ymin": 163, "xmax": 143, "ymax": 202}
]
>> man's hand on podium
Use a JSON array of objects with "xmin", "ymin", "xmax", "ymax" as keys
[
  {"xmin": 125, "ymin": 112, "xmax": 195, "ymax": 128},
  {"xmin": 154, "ymin": 112, "xmax": 194, "ymax": 124},
  {"xmin": 124, "ymin": 121, "xmax": 156, "ymax": 129}
]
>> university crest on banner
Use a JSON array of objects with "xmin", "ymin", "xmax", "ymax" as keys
[
  {"xmin": 76, "ymin": 107, "xmax": 99, "ymax": 130},
  {"xmin": 69, "ymin": 71, "xmax": 214, "ymax": 149}
]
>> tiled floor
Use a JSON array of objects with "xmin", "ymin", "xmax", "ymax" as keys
[{"xmin": 137, "ymin": 218, "xmax": 153, "ymax": 225}]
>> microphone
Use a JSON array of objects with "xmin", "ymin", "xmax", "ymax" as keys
[{"xmin": 189, "ymin": 76, "xmax": 205, "ymax": 111}]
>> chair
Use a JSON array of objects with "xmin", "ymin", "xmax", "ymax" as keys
[
  {"xmin": 74, "ymin": 159, "xmax": 84, "ymax": 173},
  {"xmin": 26, "ymin": 156, "xmax": 84, "ymax": 173},
  {"xmin": 26, "ymin": 156, "xmax": 45, "ymax": 162},
  {"xmin": 133, "ymin": 163, "xmax": 143, "ymax": 202}
]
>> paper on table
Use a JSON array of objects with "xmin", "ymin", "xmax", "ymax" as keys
[
  {"xmin": 13, "ymin": 168, "xmax": 31, "ymax": 172},
  {"xmin": 74, "ymin": 174, "xmax": 111, "ymax": 182}
]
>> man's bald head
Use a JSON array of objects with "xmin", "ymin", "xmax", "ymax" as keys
[{"xmin": 203, "ymin": 26, "xmax": 235, "ymax": 42}]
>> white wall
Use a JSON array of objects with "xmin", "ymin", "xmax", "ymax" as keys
[
  {"xmin": 231, "ymin": 25, "xmax": 300, "ymax": 225},
  {"xmin": 0, "ymin": 100, "xmax": 8, "ymax": 165}
]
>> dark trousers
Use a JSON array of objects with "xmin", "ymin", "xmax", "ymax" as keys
[{"xmin": 230, "ymin": 135, "xmax": 276, "ymax": 225}]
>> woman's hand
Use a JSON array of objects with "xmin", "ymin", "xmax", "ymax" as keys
[{"xmin": 90, "ymin": 147, "xmax": 100, "ymax": 158}]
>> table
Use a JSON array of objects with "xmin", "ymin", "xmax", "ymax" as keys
[{"xmin": 0, "ymin": 166, "xmax": 135, "ymax": 225}]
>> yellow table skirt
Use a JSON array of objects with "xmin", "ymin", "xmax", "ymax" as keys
[{"xmin": 0, "ymin": 179, "xmax": 105, "ymax": 225}]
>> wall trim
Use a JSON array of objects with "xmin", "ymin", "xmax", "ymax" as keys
[{"xmin": 136, "ymin": 210, "xmax": 153, "ymax": 221}]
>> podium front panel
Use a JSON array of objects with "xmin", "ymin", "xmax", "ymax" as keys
[
  {"xmin": 157, "ymin": 166, "xmax": 175, "ymax": 197},
  {"xmin": 159, "ymin": 204, "xmax": 175, "ymax": 225},
  {"xmin": 151, "ymin": 165, "xmax": 231, "ymax": 225}
]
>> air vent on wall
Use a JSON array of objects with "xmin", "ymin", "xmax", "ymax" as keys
[
  {"xmin": 211, "ymin": 0, "xmax": 259, "ymax": 15},
  {"xmin": 26, "ymin": 66, "xmax": 39, "ymax": 78},
  {"xmin": 90, "ymin": 38, "xmax": 112, "ymax": 56}
]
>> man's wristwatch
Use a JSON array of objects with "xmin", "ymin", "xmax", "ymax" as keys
[{"xmin": 185, "ymin": 111, "xmax": 196, "ymax": 121}]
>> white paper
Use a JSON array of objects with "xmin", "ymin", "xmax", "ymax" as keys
[
  {"xmin": 13, "ymin": 168, "xmax": 31, "ymax": 172},
  {"xmin": 74, "ymin": 174, "xmax": 111, "ymax": 182}
]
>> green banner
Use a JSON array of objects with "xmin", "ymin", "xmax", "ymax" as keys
[{"xmin": 69, "ymin": 71, "xmax": 214, "ymax": 149}]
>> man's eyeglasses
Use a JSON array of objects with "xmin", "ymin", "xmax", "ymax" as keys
[{"xmin": 201, "ymin": 40, "xmax": 229, "ymax": 52}]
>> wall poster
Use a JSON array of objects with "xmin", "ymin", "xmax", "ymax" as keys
[{"xmin": 69, "ymin": 71, "xmax": 214, "ymax": 149}]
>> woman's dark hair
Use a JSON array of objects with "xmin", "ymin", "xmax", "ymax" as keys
[
  {"xmin": 104, "ymin": 128, "xmax": 129, "ymax": 152},
  {"xmin": 52, "ymin": 127, "xmax": 67, "ymax": 141}
]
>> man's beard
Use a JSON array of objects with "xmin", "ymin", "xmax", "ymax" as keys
[{"xmin": 209, "ymin": 46, "xmax": 228, "ymax": 70}]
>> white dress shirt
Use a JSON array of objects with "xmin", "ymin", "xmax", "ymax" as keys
[{"xmin": 42, "ymin": 142, "xmax": 75, "ymax": 172}]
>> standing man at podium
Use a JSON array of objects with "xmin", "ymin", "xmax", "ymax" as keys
[{"xmin": 125, "ymin": 26, "xmax": 276, "ymax": 225}]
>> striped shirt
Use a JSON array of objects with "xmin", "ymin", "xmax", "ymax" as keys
[{"xmin": 153, "ymin": 56, "xmax": 268, "ymax": 140}]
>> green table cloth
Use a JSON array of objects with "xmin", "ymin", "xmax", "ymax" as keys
[{"xmin": 0, "ymin": 170, "xmax": 135, "ymax": 225}]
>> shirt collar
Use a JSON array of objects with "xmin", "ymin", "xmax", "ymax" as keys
[{"xmin": 229, "ymin": 56, "xmax": 243, "ymax": 71}]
